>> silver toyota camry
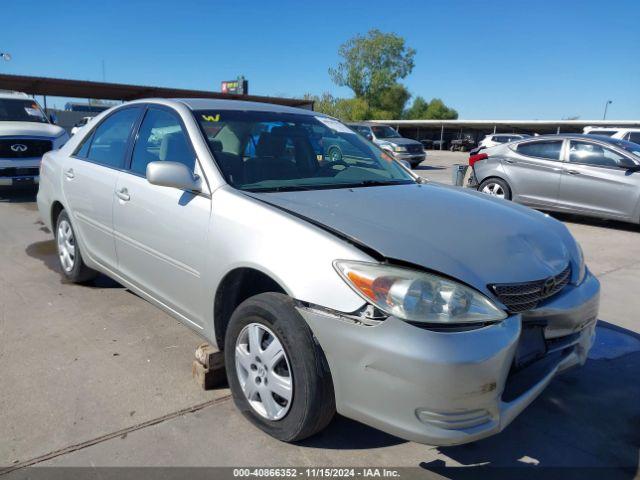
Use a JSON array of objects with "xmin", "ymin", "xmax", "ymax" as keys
[
  {"xmin": 470, "ymin": 134, "xmax": 640, "ymax": 224},
  {"xmin": 37, "ymin": 99, "xmax": 600, "ymax": 446}
]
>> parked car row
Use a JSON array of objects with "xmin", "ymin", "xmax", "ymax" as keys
[{"xmin": 36, "ymin": 98, "xmax": 599, "ymax": 447}]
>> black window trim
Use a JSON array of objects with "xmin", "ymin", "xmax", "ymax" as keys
[
  {"xmin": 565, "ymin": 138, "xmax": 639, "ymax": 171},
  {"xmin": 70, "ymin": 105, "xmax": 145, "ymax": 173},
  {"xmin": 511, "ymin": 139, "xmax": 563, "ymax": 161}
]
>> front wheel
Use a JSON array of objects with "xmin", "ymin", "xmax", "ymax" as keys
[
  {"xmin": 479, "ymin": 178, "xmax": 512, "ymax": 200},
  {"xmin": 224, "ymin": 292, "xmax": 335, "ymax": 442}
]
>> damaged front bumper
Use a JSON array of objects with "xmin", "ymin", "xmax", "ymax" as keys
[{"xmin": 298, "ymin": 270, "xmax": 599, "ymax": 446}]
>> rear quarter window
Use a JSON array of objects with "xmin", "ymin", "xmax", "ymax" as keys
[{"xmin": 515, "ymin": 140, "xmax": 562, "ymax": 160}]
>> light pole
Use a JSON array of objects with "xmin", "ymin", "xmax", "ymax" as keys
[{"xmin": 603, "ymin": 100, "xmax": 612, "ymax": 120}]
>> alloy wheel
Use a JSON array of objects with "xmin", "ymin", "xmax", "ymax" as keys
[
  {"xmin": 235, "ymin": 322, "xmax": 293, "ymax": 421},
  {"xmin": 481, "ymin": 182, "xmax": 505, "ymax": 199},
  {"xmin": 57, "ymin": 219, "xmax": 76, "ymax": 272}
]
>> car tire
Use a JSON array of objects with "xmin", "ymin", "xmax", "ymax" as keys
[
  {"xmin": 55, "ymin": 209, "xmax": 98, "ymax": 283},
  {"xmin": 224, "ymin": 292, "xmax": 336, "ymax": 442},
  {"xmin": 479, "ymin": 178, "xmax": 512, "ymax": 200}
]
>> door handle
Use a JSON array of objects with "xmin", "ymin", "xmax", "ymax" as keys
[
  {"xmin": 116, "ymin": 188, "xmax": 130, "ymax": 201},
  {"xmin": 504, "ymin": 159, "xmax": 517, "ymax": 164},
  {"xmin": 565, "ymin": 169, "xmax": 581, "ymax": 175},
  {"xmin": 65, "ymin": 168, "xmax": 75, "ymax": 179}
]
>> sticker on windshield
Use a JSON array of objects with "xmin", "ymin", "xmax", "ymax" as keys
[
  {"xmin": 201, "ymin": 113, "xmax": 220, "ymax": 122},
  {"xmin": 315, "ymin": 116, "xmax": 353, "ymax": 134},
  {"xmin": 25, "ymin": 107, "xmax": 44, "ymax": 117}
]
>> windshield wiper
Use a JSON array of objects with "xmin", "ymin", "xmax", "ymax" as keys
[
  {"xmin": 246, "ymin": 185, "xmax": 318, "ymax": 192},
  {"xmin": 348, "ymin": 180, "xmax": 414, "ymax": 188}
]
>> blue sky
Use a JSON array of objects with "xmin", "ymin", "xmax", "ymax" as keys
[{"xmin": 2, "ymin": 0, "xmax": 639, "ymax": 119}]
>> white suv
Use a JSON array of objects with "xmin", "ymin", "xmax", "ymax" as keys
[
  {"xmin": 0, "ymin": 91, "xmax": 69, "ymax": 187},
  {"xmin": 583, "ymin": 126, "xmax": 640, "ymax": 144},
  {"xmin": 478, "ymin": 133, "xmax": 531, "ymax": 149}
]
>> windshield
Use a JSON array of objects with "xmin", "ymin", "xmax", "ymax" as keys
[
  {"xmin": 371, "ymin": 125, "xmax": 401, "ymax": 138},
  {"xmin": 195, "ymin": 110, "xmax": 415, "ymax": 192},
  {"xmin": 0, "ymin": 98, "xmax": 48, "ymax": 123}
]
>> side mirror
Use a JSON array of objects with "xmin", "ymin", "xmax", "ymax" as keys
[
  {"xmin": 48, "ymin": 112, "xmax": 57, "ymax": 124},
  {"xmin": 618, "ymin": 157, "xmax": 640, "ymax": 171},
  {"xmin": 365, "ymin": 134, "xmax": 373, "ymax": 141},
  {"xmin": 146, "ymin": 161, "xmax": 202, "ymax": 192}
]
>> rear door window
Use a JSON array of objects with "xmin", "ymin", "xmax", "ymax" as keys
[
  {"xmin": 87, "ymin": 108, "xmax": 141, "ymax": 168},
  {"xmin": 515, "ymin": 140, "xmax": 563, "ymax": 160}
]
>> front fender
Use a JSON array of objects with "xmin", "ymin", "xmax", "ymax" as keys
[{"xmin": 204, "ymin": 186, "xmax": 370, "ymax": 336}]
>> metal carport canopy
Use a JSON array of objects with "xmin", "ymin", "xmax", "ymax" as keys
[{"xmin": 0, "ymin": 73, "xmax": 313, "ymax": 108}]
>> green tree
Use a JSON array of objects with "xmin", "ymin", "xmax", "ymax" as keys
[
  {"xmin": 424, "ymin": 98, "xmax": 458, "ymax": 120},
  {"xmin": 304, "ymin": 93, "xmax": 371, "ymax": 121},
  {"xmin": 369, "ymin": 83, "xmax": 411, "ymax": 119},
  {"xmin": 402, "ymin": 97, "xmax": 458, "ymax": 120},
  {"xmin": 403, "ymin": 96, "xmax": 430, "ymax": 119},
  {"xmin": 329, "ymin": 29, "xmax": 416, "ymax": 102}
]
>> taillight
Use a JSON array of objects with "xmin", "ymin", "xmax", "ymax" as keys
[{"xmin": 468, "ymin": 153, "xmax": 488, "ymax": 167}]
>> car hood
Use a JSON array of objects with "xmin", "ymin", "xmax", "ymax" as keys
[
  {"xmin": 0, "ymin": 121, "xmax": 66, "ymax": 138},
  {"xmin": 246, "ymin": 183, "xmax": 576, "ymax": 298},
  {"xmin": 377, "ymin": 137, "xmax": 422, "ymax": 146}
]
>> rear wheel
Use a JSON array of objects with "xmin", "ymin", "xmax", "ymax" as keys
[
  {"xmin": 224, "ymin": 292, "xmax": 335, "ymax": 442},
  {"xmin": 55, "ymin": 210, "xmax": 97, "ymax": 283},
  {"xmin": 479, "ymin": 178, "xmax": 512, "ymax": 200}
]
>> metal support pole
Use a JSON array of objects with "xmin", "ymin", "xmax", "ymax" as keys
[
  {"xmin": 493, "ymin": 125, "xmax": 497, "ymax": 134},
  {"xmin": 440, "ymin": 124, "xmax": 444, "ymax": 151},
  {"xmin": 557, "ymin": 126, "xmax": 560, "ymax": 134}
]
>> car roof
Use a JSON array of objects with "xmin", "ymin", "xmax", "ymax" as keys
[
  {"xmin": 0, "ymin": 90, "xmax": 31, "ymax": 100},
  {"xmin": 174, "ymin": 98, "xmax": 319, "ymax": 116}
]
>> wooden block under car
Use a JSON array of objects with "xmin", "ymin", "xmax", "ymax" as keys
[
  {"xmin": 195, "ymin": 343, "xmax": 225, "ymax": 370},
  {"xmin": 192, "ymin": 343, "xmax": 226, "ymax": 390}
]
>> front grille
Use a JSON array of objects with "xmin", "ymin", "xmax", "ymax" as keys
[
  {"xmin": 405, "ymin": 144, "xmax": 423, "ymax": 154},
  {"xmin": 490, "ymin": 264, "xmax": 571, "ymax": 313},
  {"xmin": 0, "ymin": 139, "xmax": 53, "ymax": 158},
  {"xmin": 0, "ymin": 167, "xmax": 39, "ymax": 177}
]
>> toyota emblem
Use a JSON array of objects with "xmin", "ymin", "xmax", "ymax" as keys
[{"xmin": 10, "ymin": 144, "xmax": 27, "ymax": 152}]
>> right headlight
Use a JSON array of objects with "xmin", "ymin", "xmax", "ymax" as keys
[{"xmin": 334, "ymin": 260, "xmax": 507, "ymax": 324}]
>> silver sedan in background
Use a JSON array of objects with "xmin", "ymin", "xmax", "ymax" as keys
[
  {"xmin": 470, "ymin": 134, "xmax": 640, "ymax": 224},
  {"xmin": 37, "ymin": 99, "xmax": 599, "ymax": 446}
]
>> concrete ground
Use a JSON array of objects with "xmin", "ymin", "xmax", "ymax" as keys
[{"xmin": 1, "ymin": 153, "xmax": 639, "ymax": 478}]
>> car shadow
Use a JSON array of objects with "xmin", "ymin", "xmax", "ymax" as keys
[
  {"xmin": 0, "ymin": 185, "xmax": 38, "ymax": 203},
  {"xmin": 420, "ymin": 322, "xmax": 640, "ymax": 479},
  {"xmin": 25, "ymin": 239, "xmax": 123, "ymax": 288},
  {"xmin": 297, "ymin": 414, "xmax": 407, "ymax": 450},
  {"xmin": 547, "ymin": 212, "xmax": 639, "ymax": 233}
]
